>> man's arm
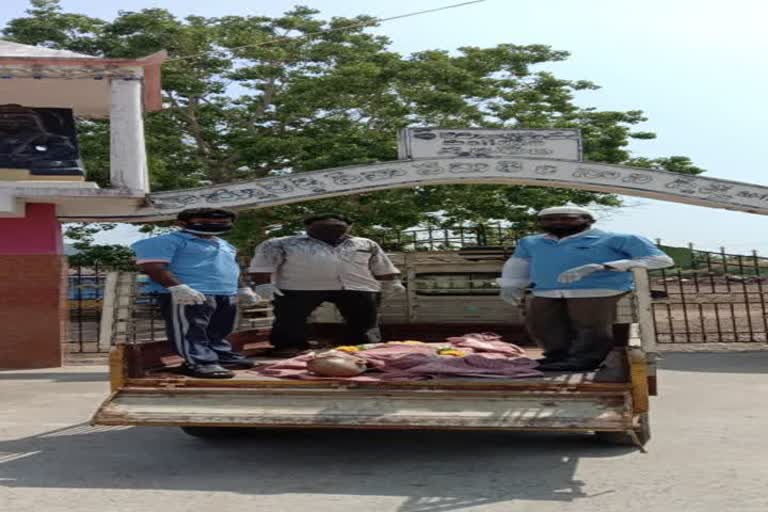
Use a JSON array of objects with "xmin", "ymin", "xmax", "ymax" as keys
[
  {"xmin": 499, "ymin": 257, "xmax": 531, "ymax": 288},
  {"xmin": 603, "ymin": 254, "xmax": 674, "ymax": 271},
  {"xmin": 498, "ymin": 257, "xmax": 530, "ymax": 304},
  {"xmin": 138, "ymin": 262, "xmax": 183, "ymax": 288},
  {"xmin": 366, "ymin": 240, "xmax": 403, "ymax": 290},
  {"xmin": 135, "ymin": 261, "xmax": 206, "ymax": 305},
  {"xmin": 246, "ymin": 239, "xmax": 284, "ymax": 301},
  {"xmin": 131, "ymin": 236, "xmax": 183, "ymax": 289},
  {"xmin": 500, "ymin": 238, "xmax": 533, "ymax": 289},
  {"xmin": 558, "ymin": 236, "xmax": 674, "ymax": 284},
  {"xmin": 604, "ymin": 236, "xmax": 675, "ymax": 271},
  {"xmin": 248, "ymin": 239, "xmax": 282, "ymax": 280},
  {"xmin": 369, "ymin": 241, "xmax": 401, "ymax": 280},
  {"xmin": 368, "ymin": 242, "xmax": 404, "ymax": 292},
  {"xmin": 498, "ymin": 238, "xmax": 533, "ymax": 304}
]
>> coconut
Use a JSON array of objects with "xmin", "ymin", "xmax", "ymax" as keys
[{"xmin": 306, "ymin": 351, "xmax": 367, "ymax": 377}]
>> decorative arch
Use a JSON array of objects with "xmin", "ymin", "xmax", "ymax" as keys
[{"xmin": 67, "ymin": 157, "xmax": 768, "ymax": 221}]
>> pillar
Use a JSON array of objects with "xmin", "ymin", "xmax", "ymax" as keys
[
  {"xmin": 110, "ymin": 76, "xmax": 150, "ymax": 192},
  {"xmin": 0, "ymin": 203, "xmax": 65, "ymax": 369}
]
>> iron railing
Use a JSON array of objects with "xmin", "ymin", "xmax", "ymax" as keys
[
  {"xmin": 649, "ymin": 245, "xmax": 768, "ymax": 343},
  {"xmin": 67, "ymin": 265, "xmax": 105, "ymax": 353}
]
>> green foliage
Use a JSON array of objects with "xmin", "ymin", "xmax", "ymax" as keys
[
  {"xmin": 626, "ymin": 156, "xmax": 705, "ymax": 175},
  {"xmin": 63, "ymin": 223, "xmax": 116, "ymax": 244},
  {"xmin": 4, "ymin": 1, "xmax": 705, "ymax": 252},
  {"xmin": 68, "ymin": 244, "xmax": 136, "ymax": 270},
  {"xmin": 63, "ymin": 223, "xmax": 135, "ymax": 269},
  {"xmin": 2, "ymin": 0, "xmax": 106, "ymax": 53}
]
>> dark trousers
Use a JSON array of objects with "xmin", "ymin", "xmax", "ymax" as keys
[
  {"xmin": 525, "ymin": 295, "xmax": 623, "ymax": 363},
  {"xmin": 270, "ymin": 290, "xmax": 382, "ymax": 348},
  {"xmin": 158, "ymin": 294, "xmax": 245, "ymax": 367}
]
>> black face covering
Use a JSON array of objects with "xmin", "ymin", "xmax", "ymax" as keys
[
  {"xmin": 542, "ymin": 224, "xmax": 589, "ymax": 238},
  {"xmin": 308, "ymin": 226, "xmax": 349, "ymax": 244},
  {"xmin": 182, "ymin": 222, "xmax": 233, "ymax": 235}
]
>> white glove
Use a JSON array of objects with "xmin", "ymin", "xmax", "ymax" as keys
[
  {"xmin": 237, "ymin": 287, "xmax": 261, "ymax": 306},
  {"xmin": 557, "ymin": 263, "xmax": 606, "ymax": 284},
  {"xmin": 167, "ymin": 284, "xmax": 206, "ymax": 305},
  {"xmin": 380, "ymin": 279, "xmax": 406, "ymax": 294},
  {"xmin": 252, "ymin": 283, "xmax": 284, "ymax": 302},
  {"xmin": 500, "ymin": 287, "xmax": 525, "ymax": 305}
]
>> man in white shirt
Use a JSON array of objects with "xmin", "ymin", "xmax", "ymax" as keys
[
  {"xmin": 248, "ymin": 213, "xmax": 404, "ymax": 357},
  {"xmin": 500, "ymin": 206, "xmax": 673, "ymax": 372}
]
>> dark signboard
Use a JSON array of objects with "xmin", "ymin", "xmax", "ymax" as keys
[{"xmin": 0, "ymin": 104, "xmax": 84, "ymax": 176}]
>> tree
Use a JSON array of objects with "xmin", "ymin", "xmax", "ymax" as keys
[
  {"xmin": 3, "ymin": 1, "xmax": 705, "ymax": 251},
  {"xmin": 2, "ymin": 0, "xmax": 105, "ymax": 53},
  {"xmin": 68, "ymin": 244, "xmax": 137, "ymax": 270}
]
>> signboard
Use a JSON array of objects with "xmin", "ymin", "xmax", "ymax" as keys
[
  {"xmin": 0, "ymin": 104, "xmax": 84, "ymax": 177},
  {"xmin": 398, "ymin": 127, "xmax": 582, "ymax": 161}
]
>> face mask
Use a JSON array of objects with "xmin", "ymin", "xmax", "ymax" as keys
[
  {"xmin": 541, "ymin": 224, "xmax": 589, "ymax": 237},
  {"xmin": 542, "ymin": 225, "xmax": 589, "ymax": 238},
  {"xmin": 182, "ymin": 222, "xmax": 233, "ymax": 235},
  {"xmin": 308, "ymin": 226, "xmax": 349, "ymax": 243}
]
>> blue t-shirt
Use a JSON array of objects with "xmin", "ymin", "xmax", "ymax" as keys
[
  {"xmin": 131, "ymin": 231, "xmax": 240, "ymax": 295},
  {"xmin": 513, "ymin": 229, "xmax": 665, "ymax": 292}
]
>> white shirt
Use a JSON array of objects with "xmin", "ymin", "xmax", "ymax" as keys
[
  {"xmin": 249, "ymin": 235, "xmax": 400, "ymax": 291},
  {"xmin": 500, "ymin": 229, "xmax": 674, "ymax": 298}
]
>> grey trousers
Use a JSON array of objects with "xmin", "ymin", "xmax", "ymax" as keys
[
  {"xmin": 157, "ymin": 294, "xmax": 245, "ymax": 367},
  {"xmin": 525, "ymin": 294, "xmax": 624, "ymax": 363}
]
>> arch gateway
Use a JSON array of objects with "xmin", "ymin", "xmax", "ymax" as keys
[
  {"xmin": 52, "ymin": 127, "xmax": 768, "ymax": 221},
  {"xmin": 2, "ymin": 41, "xmax": 767, "ymax": 369},
  {"xmin": 131, "ymin": 156, "xmax": 768, "ymax": 220}
]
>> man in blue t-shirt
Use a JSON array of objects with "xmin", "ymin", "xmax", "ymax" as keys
[
  {"xmin": 131, "ymin": 208, "xmax": 258, "ymax": 379},
  {"xmin": 500, "ymin": 206, "xmax": 673, "ymax": 372}
]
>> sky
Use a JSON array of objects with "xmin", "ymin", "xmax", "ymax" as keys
[{"xmin": 3, "ymin": 0, "xmax": 768, "ymax": 252}]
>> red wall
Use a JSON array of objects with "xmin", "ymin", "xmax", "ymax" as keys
[{"xmin": 0, "ymin": 203, "xmax": 65, "ymax": 369}]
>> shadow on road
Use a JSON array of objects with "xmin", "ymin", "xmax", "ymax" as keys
[{"xmin": 0, "ymin": 423, "xmax": 632, "ymax": 511}]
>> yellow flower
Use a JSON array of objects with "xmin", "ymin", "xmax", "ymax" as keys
[
  {"xmin": 437, "ymin": 348, "xmax": 467, "ymax": 357},
  {"xmin": 386, "ymin": 340, "xmax": 425, "ymax": 345},
  {"xmin": 335, "ymin": 346, "xmax": 361, "ymax": 353}
]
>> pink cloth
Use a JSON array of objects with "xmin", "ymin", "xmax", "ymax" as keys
[
  {"xmin": 446, "ymin": 332, "xmax": 528, "ymax": 357},
  {"xmin": 248, "ymin": 334, "xmax": 542, "ymax": 381}
]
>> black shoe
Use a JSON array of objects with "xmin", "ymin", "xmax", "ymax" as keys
[
  {"xmin": 182, "ymin": 364, "xmax": 235, "ymax": 379},
  {"xmin": 537, "ymin": 359, "xmax": 602, "ymax": 372},
  {"xmin": 535, "ymin": 352, "xmax": 568, "ymax": 366},
  {"xmin": 219, "ymin": 358, "xmax": 256, "ymax": 370}
]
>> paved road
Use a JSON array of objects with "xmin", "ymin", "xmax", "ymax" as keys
[{"xmin": 1, "ymin": 353, "xmax": 767, "ymax": 512}]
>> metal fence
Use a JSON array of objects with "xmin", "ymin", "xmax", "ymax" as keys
[
  {"xmin": 67, "ymin": 265, "xmax": 106, "ymax": 354},
  {"xmin": 649, "ymin": 245, "xmax": 768, "ymax": 343},
  {"xmin": 378, "ymin": 224, "xmax": 521, "ymax": 251},
  {"xmin": 67, "ymin": 234, "xmax": 768, "ymax": 351}
]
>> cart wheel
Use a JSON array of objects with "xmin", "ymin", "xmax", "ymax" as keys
[
  {"xmin": 596, "ymin": 413, "xmax": 651, "ymax": 447},
  {"xmin": 180, "ymin": 426, "xmax": 246, "ymax": 439}
]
